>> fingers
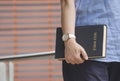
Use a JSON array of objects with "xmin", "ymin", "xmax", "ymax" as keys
[
  {"xmin": 74, "ymin": 56, "xmax": 84, "ymax": 64},
  {"xmin": 64, "ymin": 40, "xmax": 88, "ymax": 65},
  {"xmin": 65, "ymin": 46, "xmax": 88, "ymax": 65},
  {"xmin": 80, "ymin": 47, "xmax": 88, "ymax": 60},
  {"xmin": 65, "ymin": 51, "xmax": 85, "ymax": 64},
  {"xmin": 65, "ymin": 54, "xmax": 77, "ymax": 64},
  {"xmin": 65, "ymin": 56, "xmax": 84, "ymax": 64}
]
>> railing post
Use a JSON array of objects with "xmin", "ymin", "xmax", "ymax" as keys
[
  {"xmin": 0, "ymin": 62, "xmax": 7, "ymax": 81},
  {"xmin": 9, "ymin": 61, "xmax": 14, "ymax": 81}
]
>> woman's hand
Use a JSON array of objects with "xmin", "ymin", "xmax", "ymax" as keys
[{"xmin": 64, "ymin": 38, "xmax": 88, "ymax": 64}]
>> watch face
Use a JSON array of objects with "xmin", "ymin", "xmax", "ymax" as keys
[{"xmin": 62, "ymin": 34, "xmax": 69, "ymax": 41}]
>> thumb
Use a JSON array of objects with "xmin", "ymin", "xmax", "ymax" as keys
[{"xmin": 81, "ymin": 48, "xmax": 88, "ymax": 60}]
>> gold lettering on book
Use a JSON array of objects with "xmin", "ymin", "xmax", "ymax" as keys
[{"xmin": 93, "ymin": 32, "xmax": 97, "ymax": 51}]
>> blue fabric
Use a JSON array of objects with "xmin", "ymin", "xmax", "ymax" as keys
[{"xmin": 75, "ymin": 0, "xmax": 120, "ymax": 62}]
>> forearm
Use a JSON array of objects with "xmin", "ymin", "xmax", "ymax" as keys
[{"xmin": 60, "ymin": 0, "xmax": 76, "ymax": 35}]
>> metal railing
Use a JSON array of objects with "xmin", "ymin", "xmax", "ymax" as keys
[
  {"xmin": 0, "ymin": 51, "xmax": 55, "ymax": 81},
  {"xmin": 0, "ymin": 51, "xmax": 55, "ymax": 61}
]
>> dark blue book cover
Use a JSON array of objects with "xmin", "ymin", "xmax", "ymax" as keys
[{"xmin": 55, "ymin": 25, "xmax": 107, "ymax": 60}]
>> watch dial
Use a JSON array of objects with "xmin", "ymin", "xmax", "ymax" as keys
[{"xmin": 65, "ymin": 35, "xmax": 68, "ymax": 41}]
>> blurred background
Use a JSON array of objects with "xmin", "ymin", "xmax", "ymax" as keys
[{"xmin": 0, "ymin": 0, "xmax": 63, "ymax": 81}]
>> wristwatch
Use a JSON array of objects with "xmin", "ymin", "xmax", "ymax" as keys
[{"xmin": 62, "ymin": 33, "xmax": 76, "ymax": 42}]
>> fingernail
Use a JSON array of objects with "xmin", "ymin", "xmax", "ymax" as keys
[{"xmin": 85, "ymin": 57, "xmax": 88, "ymax": 60}]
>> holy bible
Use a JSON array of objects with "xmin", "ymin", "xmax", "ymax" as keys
[{"xmin": 55, "ymin": 25, "xmax": 107, "ymax": 60}]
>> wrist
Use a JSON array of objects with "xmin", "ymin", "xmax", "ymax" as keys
[
  {"xmin": 64, "ymin": 38, "xmax": 76, "ymax": 45},
  {"xmin": 62, "ymin": 33, "xmax": 76, "ymax": 42}
]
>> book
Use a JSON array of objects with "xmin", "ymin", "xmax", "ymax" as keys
[{"xmin": 55, "ymin": 25, "xmax": 107, "ymax": 60}]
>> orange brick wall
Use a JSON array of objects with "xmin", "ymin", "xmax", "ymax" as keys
[{"xmin": 0, "ymin": 0, "xmax": 63, "ymax": 81}]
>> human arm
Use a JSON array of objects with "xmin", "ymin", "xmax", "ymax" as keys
[{"xmin": 60, "ymin": 0, "xmax": 88, "ymax": 64}]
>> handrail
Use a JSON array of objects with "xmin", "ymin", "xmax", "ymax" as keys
[
  {"xmin": 0, "ymin": 51, "xmax": 56, "ymax": 81},
  {"xmin": 0, "ymin": 51, "xmax": 55, "ymax": 61}
]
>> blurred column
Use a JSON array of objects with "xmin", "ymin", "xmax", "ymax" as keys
[
  {"xmin": 9, "ymin": 61, "xmax": 14, "ymax": 81},
  {"xmin": 0, "ymin": 62, "xmax": 7, "ymax": 81}
]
